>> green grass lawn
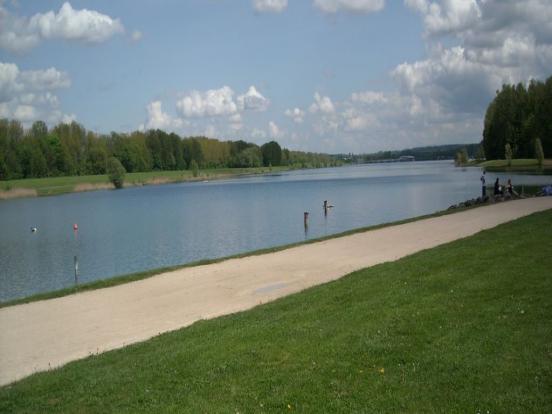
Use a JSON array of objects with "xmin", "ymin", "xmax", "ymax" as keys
[
  {"xmin": 0, "ymin": 166, "xmax": 291, "ymax": 197},
  {"xmin": 477, "ymin": 158, "xmax": 552, "ymax": 172},
  {"xmin": 1, "ymin": 209, "xmax": 551, "ymax": 413}
]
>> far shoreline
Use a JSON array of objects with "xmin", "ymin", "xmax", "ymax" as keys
[{"xmin": 0, "ymin": 165, "xmax": 297, "ymax": 201}]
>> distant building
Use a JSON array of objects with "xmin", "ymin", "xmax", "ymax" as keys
[{"xmin": 398, "ymin": 155, "xmax": 415, "ymax": 162}]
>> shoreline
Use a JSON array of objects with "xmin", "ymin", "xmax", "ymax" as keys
[{"xmin": 0, "ymin": 166, "xmax": 295, "ymax": 200}]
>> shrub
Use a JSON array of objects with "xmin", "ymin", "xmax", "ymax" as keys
[
  {"xmin": 190, "ymin": 159, "xmax": 199, "ymax": 177},
  {"xmin": 106, "ymin": 157, "xmax": 126, "ymax": 189}
]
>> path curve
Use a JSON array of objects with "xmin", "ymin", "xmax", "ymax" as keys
[{"xmin": 1, "ymin": 197, "xmax": 552, "ymax": 386}]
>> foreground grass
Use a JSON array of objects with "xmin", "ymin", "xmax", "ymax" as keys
[
  {"xmin": 0, "ymin": 166, "xmax": 291, "ymax": 197},
  {"xmin": 1, "ymin": 210, "xmax": 551, "ymax": 413}
]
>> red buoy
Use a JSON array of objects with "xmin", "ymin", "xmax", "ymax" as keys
[{"xmin": 73, "ymin": 223, "xmax": 78, "ymax": 231}]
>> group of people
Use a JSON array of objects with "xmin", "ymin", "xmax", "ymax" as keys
[{"xmin": 480, "ymin": 171, "xmax": 518, "ymax": 198}]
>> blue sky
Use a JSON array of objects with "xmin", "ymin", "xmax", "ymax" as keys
[{"xmin": 1, "ymin": 0, "xmax": 551, "ymax": 153}]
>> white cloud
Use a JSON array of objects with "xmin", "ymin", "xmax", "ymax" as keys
[
  {"xmin": 309, "ymin": 92, "xmax": 335, "ymax": 114},
  {"xmin": 313, "ymin": 0, "xmax": 384, "ymax": 14},
  {"xmin": 19, "ymin": 92, "xmax": 59, "ymax": 107},
  {"xmin": 253, "ymin": 0, "xmax": 288, "ymax": 13},
  {"xmin": 285, "ymin": 107, "xmax": 305, "ymax": 123},
  {"xmin": 269, "ymin": 121, "xmax": 282, "ymax": 138},
  {"xmin": 342, "ymin": 107, "xmax": 378, "ymax": 131},
  {"xmin": 145, "ymin": 100, "xmax": 183, "ymax": 131},
  {"xmin": 13, "ymin": 104, "xmax": 37, "ymax": 122},
  {"xmin": 409, "ymin": 0, "xmax": 482, "ymax": 36},
  {"xmin": 0, "ymin": 2, "xmax": 124, "ymax": 53},
  {"xmin": 0, "ymin": 62, "xmax": 72, "ymax": 125},
  {"xmin": 19, "ymin": 67, "xmax": 71, "ymax": 90},
  {"xmin": 145, "ymin": 101, "xmax": 172, "ymax": 129},
  {"xmin": 350, "ymin": 90, "xmax": 386, "ymax": 104},
  {"xmin": 0, "ymin": 62, "xmax": 21, "ymax": 101},
  {"xmin": 228, "ymin": 113, "xmax": 243, "ymax": 130},
  {"xmin": 404, "ymin": 0, "xmax": 428, "ymax": 14},
  {"xmin": 237, "ymin": 85, "xmax": 270, "ymax": 111},
  {"xmin": 177, "ymin": 86, "xmax": 238, "ymax": 118},
  {"xmin": 396, "ymin": 0, "xmax": 552, "ymax": 118},
  {"xmin": 251, "ymin": 128, "xmax": 267, "ymax": 140}
]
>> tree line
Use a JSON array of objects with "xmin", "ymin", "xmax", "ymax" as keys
[
  {"xmin": 335, "ymin": 143, "xmax": 481, "ymax": 164},
  {"xmin": 0, "ymin": 119, "xmax": 339, "ymax": 180},
  {"xmin": 482, "ymin": 75, "xmax": 552, "ymax": 160}
]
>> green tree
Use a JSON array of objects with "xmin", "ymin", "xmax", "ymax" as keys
[
  {"xmin": 454, "ymin": 148, "xmax": 468, "ymax": 166},
  {"xmin": 29, "ymin": 146, "xmax": 48, "ymax": 177},
  {"xmin": 106, "ymin": 157, "xmax": 126, "ymax": 189},
  {"xmin": 261, "ymin": 141, "xmax": 282, "ymax": 167},
  {"xmin": 236, "ymin": 146, "xmax": 262, "ymax": 168}
]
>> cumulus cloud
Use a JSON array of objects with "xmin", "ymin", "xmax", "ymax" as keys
[
  {"xmin": 19, "ymin": 67, "xmax": 71, "ymax": 90},
  {"xmin": 350, "ymin": 90, "xmax": 386, "ymax": 104},
  {"xmin": 285, "ymin": 107, "xmax": 305, "ymax": 123},
  {"xmin": 268, "ymin": 121, "xmax": 282, "ymax": 138},
  {"xmin": 313, "ymin": 0, "xmax": 384, "ymax": 14},
  {"xmin": 406, "ymin": 0, "xmax": 481, "ymax": 36},
  {"xmin": 398, "ymin": 0, "xmax": 552, "ymax": 117},
  {"xmin": 0, "ymin": 2, "xmax": 124, "ymax": 53},
  {"xmin": 253, "ymin": 0, "xmax": 288, "ymax": 13},
  {"xmin": 145, "ymin": 101, "xmax": 184, "ymax": 130},
  {"xmin": 177, "ymin": 86, "xmax": 238, "ymax": 118},
  {"xmin": 301, "ymin": 0, "xmax": 552, "ymax": 152},
  {"xmin": 251, "ymin": 128, "xmax": 267, "ymax": 140},
  {"xmin": 237, "ymin": 86, "xmax": 270, "ymax": 111},
  {"xmin": 143, "ymin": 86, "xmax": 268, "ymax": 136},
  {"xmin": 228, "ymin": 113, "xmax": 243, "ymax": 130},
  {"xmin": 309, "ymin": 92, "xmax": 335, "ymax": 114},
  {"xmin": 13, "ymin": 105, "xmax": 37, "ymax": 122},
  {"xmin": 0, "ymin": 61, "xmax": 73, "ymax": 125},
  {"xmin": 175, "ymin": 85, "xmax": 269, "ymax": 119}
]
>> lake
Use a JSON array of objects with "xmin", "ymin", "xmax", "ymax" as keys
[{"xmin": 1, "ymin": 161, "xmax": 550, "ymax": 302}]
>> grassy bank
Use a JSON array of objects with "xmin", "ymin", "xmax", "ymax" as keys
[
  {"xmin": 473, "ymin": 158, "xmax": 552, "ymax": 173},
  {"xmin": 0, "ymin": 166, "xmax": 291, "ymax": 198},
  {"xmin": 1, "ymin": 209, "xmax": 551, "ymax": 413}
]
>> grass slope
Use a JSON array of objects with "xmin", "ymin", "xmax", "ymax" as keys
[
  {"xmin": 1, "ymin": 210, "xmax": 551, "ymax": 413},
  {"xmin": 476, "ymin": 158, "xmax": 552, "ymax": 173}
]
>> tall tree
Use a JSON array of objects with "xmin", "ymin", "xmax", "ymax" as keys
[{"xmin": 261, "ymin": 141, "xmax": 282, "ymax": 167}]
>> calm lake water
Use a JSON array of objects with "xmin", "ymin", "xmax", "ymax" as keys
[{"xmin": 1, "ymin": 161, "xmax": 551, "ymax": 302}]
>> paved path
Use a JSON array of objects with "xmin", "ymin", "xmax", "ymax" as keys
[{"xmin": 1, "ymin": 197, "xmax": 551, "ymax": 386}]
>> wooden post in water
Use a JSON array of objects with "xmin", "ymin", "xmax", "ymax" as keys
[
  {"xmin": 304, "ymin": 211, "xmax": 309, "ymax": 227},
  {"xmin": 74, "ymin": 255, "xmax": 79, "ymax": 285}
]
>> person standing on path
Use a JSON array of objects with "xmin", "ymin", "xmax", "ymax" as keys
[{"xmin": 480, "ymin": 171, "xmax": 486, "ymax": 197}]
